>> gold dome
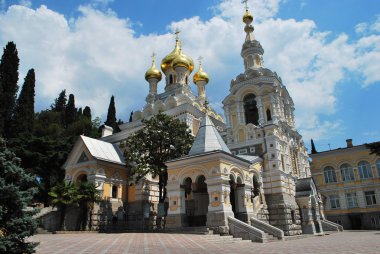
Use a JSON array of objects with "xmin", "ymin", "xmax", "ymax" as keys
[
  {"xmin": 193, "ymin": 64, "xmax": 209, "ymax": 84},
  {"xmin": 161, "ymin": 39, "xmax": 181, "ymax": 72},
  {"xmin": 172, "ymin": 50, "xmax": 194, "ymax": 71},
  {"xmin": 161, "ymin": 33, "xmax": 194, "ymax": 73},
  {"xmin": 243, "ymin": 9, "xmax": 253, "ymax": 24},
  {"xmin": 145, "ymin": 57, "xmax": 162, "ymax": 81}
]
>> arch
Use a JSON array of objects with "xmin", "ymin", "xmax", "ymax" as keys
[
  {"xmin": 169, "ymin": 74, "xmax": 173, "ymax": 84},
  {"xmin": 358, "ymin": 160, "xmax": 373, "ymax": 179},
  {"xmin": 243, "ymin": 94, "xmax": 259, "ymax": 125},
  {"xmin": 76, "ymin": 173, "xmax": 88, "ymax": 184},
  {"xmin": 182, "ymin": 177, "xmax": 192, "ymax": 198},
  {"xmin": 266, "ymin": 108, "xmax": 272, "ymax": 121},
  {"xmin": 246, "ymin": 55, "xmax": 254, "ymax": 68},
  {"xmin": 376, "ymin": 159, "xmax": 380, "ymax": 177},
  {"xmin": 195, "ymin": 175, "xmax": 207, "ymax": 193},
  {"xmin": 323, "ymin": 166, "xmax": 337, "ymax": 183},
  {"xmin": 252, "ymin": 174, "xmax": 260, "ymax": 197},
  {"xmin": 111, "ymin": 185, "xmax": 118, "ymax": 198},
  {"xmin": 340, "ymin": 163, "xmax": 355, "ymax": 182},
  {"xmin": 237, "ymin": 176, "xmax": 243, "ymax": 184}
]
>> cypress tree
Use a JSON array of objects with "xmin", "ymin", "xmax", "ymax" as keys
[
  {"xmin": 311, "ymin": 139, "xmax": 317, "ymax": 154},
  {"xmin": 105, "ymin": 95, "xmax": 120, "ymax": 132},
  {"xmin": 51, "ymin": 89, "xmax": 67, "ymax": 127},
  {"xmin": 129, "ymin": 111, "xmax": 133, "ymax": 122},
  {"xmin": 83, "ymin": 106, "xmax": 91, "ymax": 119},
  {"xmin": 0, "ymin": 42, "xmax": 19, "ymax": 137},
  {"xmin": 0, "ymin": 137, "xmax": 38, "ymax": 253},
  {"xmin": 65, "ymin": 94, "xmax": 76, "ymax": 126},
  {"xmin": 77, "ymin": 107, "xmax": 83, "ymax": 116},
  {"xmin": 12, "ymin": 69, "xmax": 35, "ymax": 136}
]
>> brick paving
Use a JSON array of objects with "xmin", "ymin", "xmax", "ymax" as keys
[{"xmin": 30, "ymin": 231, "xmax": 380, "ymax": 254}]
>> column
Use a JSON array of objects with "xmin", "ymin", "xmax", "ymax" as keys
[
  {"xmin": 256, "ymin": 96, "xmax": 264, "ymax": 126},
  {"xmin": 270, "ymin": 94, "xmax": 278, "ymax": 123}
]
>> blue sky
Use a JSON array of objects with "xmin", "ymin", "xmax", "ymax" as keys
[{"xmin": 0, "ymin": 0, "xmax": 379, "ymax": 152}]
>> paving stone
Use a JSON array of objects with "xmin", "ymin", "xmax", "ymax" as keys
[{"xmin": 30, "ymin": 231, "xmax": 380, "ymax": 254}]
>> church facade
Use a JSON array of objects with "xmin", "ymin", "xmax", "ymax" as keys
[{"xmin": 62, "ymin": 5, "xmax": 341, "ymax": 237}]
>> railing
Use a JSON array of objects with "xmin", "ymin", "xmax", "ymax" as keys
[
  {"xmin": 228, "ymin": 216, "xmax": 267, "ymax": 243},
  {"xmin": 250, "ymin": 217, "xmax": 284, "ymax": 240},
  {"xmin": 321, "ymin": 220, "xmax": 344, "ymax": 232}
]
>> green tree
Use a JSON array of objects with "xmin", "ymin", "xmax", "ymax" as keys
[
  {"xmin": 65, "ymin": 94, "xmax": 77, "ymax": 126},
  {"xmin": 0, "ymin": 42, "xmax": 19, "ymax": 137},
  {"xmin": 83, "ymin": 106, "xmax": 91, "ymax": 119},
  {"xmin": 366, "ymin": 141, "xmax": 380, "ymax": 156},
  {"xmin": 105, "ymin": 95, "xmax": 120, "ymax": 133},
  {"xmin": 0, "ymin": 138, "xmax": 38, "ymax": 253},
  {"xmin": 77, "ymin": 182, "xmax": 100, "ymax": 230},
  {"xmin": 48, "ymin": 182, "xmax": 79, "ymax": 231},
  {"xmin": 12, "ymin": 69, "xmax": 35, "ymax": 136},
  {"xmin": 124, "ymin": 112, "xmax": 193, "ymax": 202},
  {"xmin": 51, "ymin": 89, "xmax": 67, "ymax": 127}
]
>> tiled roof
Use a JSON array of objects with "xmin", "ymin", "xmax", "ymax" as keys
[{"xmin": 188, "ymin": 113, "xmax": 231, "ymax": 155}]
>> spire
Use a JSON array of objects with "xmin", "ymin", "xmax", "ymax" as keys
[
  {"xmin": 242, "ymin": 0, "xmax": 255, "ymax": 42},
  {"xmin": 188, "ymin": 101, "xmax": 231, "ymax": 155}
]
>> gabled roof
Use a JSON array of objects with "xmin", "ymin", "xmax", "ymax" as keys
[
  {"xmin": 188, "ymin": 113, "xmax": 231, "ymax": 155},
  {"xmin": 80, "ymin": 135, "xmax": 125, "ymax": 165}
]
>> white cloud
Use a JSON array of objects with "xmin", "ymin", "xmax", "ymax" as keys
[
  {"xmin": 0, "ymin": 0, "xmax": 379, "ymax": 141},
  {"xmin": 18, "ymin": 0, "xmax": 31, "ymax": 8}
]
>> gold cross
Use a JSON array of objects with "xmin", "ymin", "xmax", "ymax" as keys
[
  {"xmin": 198, "ymin": 56, "xmax": 203, "ymax": 66},
  {"xmin": 242, "ymin": 0, "xmax": 249, "ymax": 10},
  {"xmin": 174, "ymin": 28, "xmax": 181, "ymax": 40}
]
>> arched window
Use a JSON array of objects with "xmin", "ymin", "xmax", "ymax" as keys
[
  {"xmin": 185, "ymin": 75, "xmax": 188, "ymax": 84},
  {"xmin": 266, "ymin": 108, "xmax": 272, "ymax": 121},
  {"xmin": 340, "ymin": 163, "xmax": 355, "ymax": 182},
  {"xmin": 243, "ymin": 94, "xmax": 259, "ymax": 125},
  {"xmin": 358, "ymin": 161, "xmax": 373, "ymax": 179},
  {"xmin": 169, "ymin": 75, "xmax": 173, "ymax": 84},
  {"xmin": 112, "ymin": 185, "xmax": 118, "ymax": 198},
  {"xmin": 323, "ymin": 166, "xmax": 337, "ymax": 183},
  {"xmin": 376, "ymin": 159, "xmax": 380, "ymax": 177}
]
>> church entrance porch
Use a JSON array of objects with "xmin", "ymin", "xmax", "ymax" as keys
[{"xmin": 182, "ymin": 175, "xmax": 209, "ymax": 227}]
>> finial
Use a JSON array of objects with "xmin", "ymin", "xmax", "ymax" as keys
[
  {"xmin": 174, "ymin": 28, "xmax": 181, "ymax": 41},
  {"xmin": 151, "ymin": 52, "xmax": 156, "ymax": 65},
  {"xmin": 198, "ymin": 56, "xmax": 203, "ymax": 66},
  {"xmin": 242, "ymin": 0, "xmax": 249, "ymax": 10},
  {"xmin": 204, "ymin": 100, "xmax": 209, "ymax": 113}
]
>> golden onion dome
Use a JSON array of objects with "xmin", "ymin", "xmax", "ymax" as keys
[
  {"xmin": 242, "ymin": 9, "xmax": 253, "ymax": 24},
  {"xmin": 193, "ymin": 64, "xmax": 209, "ymax": 84},
  {"xmin": 145, "ymin": 57, "xmax": 162, "ymax": 81},
  {"xmin": 172, "ymin": 50, "xmax": 194, "ymax": 72},
  {"xmin": 161, "ymin": 39, "xmax": 181, "ymax": 72}
]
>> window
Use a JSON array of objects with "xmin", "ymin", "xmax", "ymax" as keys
[
  {"xmin": 239, "ymin": 149, "xmax": 247, "ymax": 154},
  {"xmin": 376, "ymin": 159, "xmax": 380, "ymax": 177},
  {"xmin": 112, "ymin": 185, "xmax": 118, "ymax": 199},
  {"xmin": 365, "ymin": 191, "xmax": 377, "ymax": 206},
  {"xmin": 358, "ymin": 161, "xmax": 373, "ymax": 179},
  {"xmin": 346, "ymin": 193, "xmax": 358, "ymax": 208},
  {"xmin": 324, "ymin": 166, "xmax": 337, "ymax": 183},
  {"xmin": 243, "ymin": 94, "xmax": 259, "ymax": 125},
  {"xmin": 329, "ymin": 195, "xmax": 340, "ymax": 209},
  {"xmin": 266, "ymin": 108, "xmax": 272, "ymax": 121},
  {"xmin": 249, "ymin": 147, "xmax": 255, "ymax": 153},
  {"xmin": 340, "ymin": 163, "xmax": 355, "ymax": 182}
]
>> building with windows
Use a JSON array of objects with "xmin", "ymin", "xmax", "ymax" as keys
[
  {"xmin": 310, "ymin": 139, "xmax": 380, "ymax": 230},
  {"xmin": 59, "ymin": 4, "xmax": 341, "ymax": 237}
]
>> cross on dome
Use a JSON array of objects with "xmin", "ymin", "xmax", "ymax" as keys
[
  {"xmin": 242, "ymin": 0, "xmax": 250, "ymax": 10},
  {"xmin": 174, "ymin": 28, "xmax": 181, "ymax": 41},
  {"xmin": 198, "ymin": 56, "xmax": 203, "ymax": 66}
]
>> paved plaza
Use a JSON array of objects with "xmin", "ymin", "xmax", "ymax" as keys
[{"xmin": 31, "ymin": 231, "xmax": 380, "ymax": 254}]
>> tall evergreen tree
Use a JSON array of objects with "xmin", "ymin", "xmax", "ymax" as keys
[
  {"xmin": 51, "ymin": 89, "xmax": 67, "ymax": 127},
  {"xmin": 105, "ymin": 95, "xmax": 120, "ymax": 132},
  {"xmin": 83, "ymin": 106, "xmax": 91, "ymax": 119},
  {"xmin": 65, "ymin": 94, "xmax": 76, "ymax": 126},
  {"xmin": 311, "ymin": 139, "xmax": 317, "ymax": 154},
  {"xmin": 0, "ymin": 138, "xmax": 38, "ymax": 253},
  {"xmin": 0, "ymin": 42, "xmax": 19, "ymax": 137},
  {"xmin": 77, "ymin": 107, "xmax": 83, "ymax": 116},
  {"xmin": 129, "ymin": 111, "xmax": 133, "ymax": 122},
  {"xmin": 12, "ymin": 69, "xmax": 35, "ymax": 136}
]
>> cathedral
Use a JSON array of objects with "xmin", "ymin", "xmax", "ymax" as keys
[{"xmin": 62, "ymin": 4, "xmax": 342, "ymax": 239}]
